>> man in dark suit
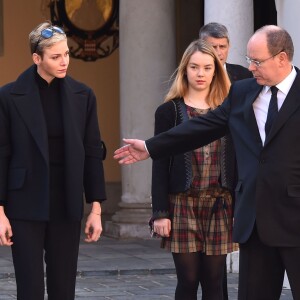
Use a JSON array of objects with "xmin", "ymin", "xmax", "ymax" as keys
[
  {"xmin": 0, "ymin": 21, "xmax": 106, "ymax": 300},
  {"xmin": 199, "ymin": 22, "xmax": 252, "ymax": 299},
  {"xmin": 114, "ymin": 25, "xmax": 300, "ymax": 299},
  {"xmin": 199, "ymin": 22, "xmax": 252, "ymax": 83}
]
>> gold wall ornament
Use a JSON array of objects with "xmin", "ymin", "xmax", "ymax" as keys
[{"xmin": 49, "ymin": 0, "xmax": 119, "ymax": 61}]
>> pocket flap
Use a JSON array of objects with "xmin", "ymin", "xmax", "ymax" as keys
[
  {"xmin": 8, "ymin": 168, "xmax": 27, "ymax": 190},
  {"xmin": 287, "ymin": 185, "xmax": 300, "ymax": 197}
]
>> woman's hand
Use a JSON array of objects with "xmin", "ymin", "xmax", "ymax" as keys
[
  {"xmin": 154, "ymin": 218, "xmax": 171, "ymax": 237},
  {"xmin": 84, "ymin": 202, "xmax": 102, "ymax": 243}
]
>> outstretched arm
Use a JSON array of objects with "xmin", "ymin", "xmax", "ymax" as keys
[{"xmin": 114, "ymin": 138, "xmax": 150, "ymax": 164}]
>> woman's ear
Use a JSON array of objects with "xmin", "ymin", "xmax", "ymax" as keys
[{"xmin": 32, "ymin": 53, "xmax": 41, "ymax": 65}]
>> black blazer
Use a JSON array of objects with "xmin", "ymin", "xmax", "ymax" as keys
[
  {"xmin": 146, "ymin": 69, "xmax": 300, "ymax": 247},
  {"xmin": 226, "ymin": 63, "xmax": 252, "ymax": 82},
  {"xmin": 151, "ymin": 98, "xmax": 236, "ymax": 220},
  {"xmin": 0, "ymin": 65, "xmax": 106, "ymax": 221}
]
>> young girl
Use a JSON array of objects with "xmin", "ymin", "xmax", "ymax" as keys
[{"xmin": 151, "ymin": 39, "xmax": 238, "ymax": 300}]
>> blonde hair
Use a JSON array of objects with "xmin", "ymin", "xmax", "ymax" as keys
[
  {"xmin": 29, "ymin": 21, "xmax": 67, "ymax": 56},
  {"xmin": 165, "ymin": 39, "xmax": 230, "ymax": 108}
]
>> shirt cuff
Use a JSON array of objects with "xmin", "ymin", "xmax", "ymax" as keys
[{"xmin": 144, "ymin": 141, "xmax": 150, "ymax": 155}]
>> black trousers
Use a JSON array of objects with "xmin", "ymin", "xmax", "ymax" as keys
[
  {"xmin": 10, "ymin": 219, "xmax": 81, "ymax": 300},
  {"xmin": 238, "ymin": 226, "xmax": 300, "ymax": 300}
]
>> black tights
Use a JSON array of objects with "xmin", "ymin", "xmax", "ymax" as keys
[{"xmin": 172, "ymin": 252, "xmax": 226, "ymax": 300}]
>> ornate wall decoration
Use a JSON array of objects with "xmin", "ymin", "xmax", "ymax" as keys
[{"xmin": 49, "ymin": 0, "xmax": 119, "ymax": 61}]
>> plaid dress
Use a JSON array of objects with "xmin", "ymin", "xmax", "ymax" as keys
[{"xmin": 161, "ymin": 106, "xmax": 238, "ymax": 255}]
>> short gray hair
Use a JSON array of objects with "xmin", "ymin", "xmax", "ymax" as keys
[{"xmin": 199, "ymin": 22, "xmax": 230, "ymax": 44}]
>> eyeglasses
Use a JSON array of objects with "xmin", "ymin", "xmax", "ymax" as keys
[
  {"xmin": 245, "ymin": 50, "xmax": 284, "ymax": 67},
  {"xmin": 34, "ymin": 26, "xmax": 65, "ymax": 53}
]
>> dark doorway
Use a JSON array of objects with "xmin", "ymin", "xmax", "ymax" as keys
[
  {"xmin": 254, "ymin": 0, "xmax": 277, "ymax": 31},
  {"xmin": 175, "ymin": 0, "xmax": 204, "ymax": 63}
]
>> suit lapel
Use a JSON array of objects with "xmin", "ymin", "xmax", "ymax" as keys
[
  {"xmin": 243, "ymin": 85, "xmax": 263, "ymax": 149},
  {"xmin": 226, "ymin": 64, "xmax": 234, "ymax": 82},
  {"xmin": 11, "ymin": 66, "xmax": 49, "ymax": 164},
  {"xmin": 60, "ymin": 78, "xmax": 86, "ymax": 200},
  {"xmin": 60, "ymin": 78, "xmax": 83, "ymax": 150},
  {"xmin": 60, "ymin": 77, "xmax": 86, "ymax": 176},
  {"xmin": 226, "ymin": 64, "xmax": 238, "ymax": 82},
  {"xmin": 265, "ymin": 72, "xmax": 300, "ymax": 145}
]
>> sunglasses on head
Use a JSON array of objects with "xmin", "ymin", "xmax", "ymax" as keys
[{"xmin": 34, "ymin": 26, "xmax": 65, "ymax": 53}]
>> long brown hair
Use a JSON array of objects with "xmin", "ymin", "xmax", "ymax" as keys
[{"xmin": 165, "ymin": 39, "xmax": 230, "ymax": 108}]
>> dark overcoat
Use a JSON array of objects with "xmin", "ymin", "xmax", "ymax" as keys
[{"xmin": 0, "ymin": 65, "xmax": 106, "ymax": 221}]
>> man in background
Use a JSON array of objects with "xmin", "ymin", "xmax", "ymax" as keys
[{"xmin": 199, "ymin": 22, "xmax": 252, "ymax": 82}]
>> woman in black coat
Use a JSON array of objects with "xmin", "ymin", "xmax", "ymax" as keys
[{"xmin": 0, "ymin": 21, "xmax": 106, "ymax": 300}]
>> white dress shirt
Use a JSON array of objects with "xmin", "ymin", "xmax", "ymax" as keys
[{"xmin": 253, "ymin": 67, "xmax": 297, "ymax": 144}]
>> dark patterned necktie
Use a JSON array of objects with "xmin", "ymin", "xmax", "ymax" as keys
[{"xmin": 265, "ymin": 86, "xmax": 279, "ymax": 136}]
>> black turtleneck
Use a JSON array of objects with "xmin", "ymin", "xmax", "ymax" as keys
[{"xmin": 36, "ymin": 73, "xmax": 66, "ymax": 220}]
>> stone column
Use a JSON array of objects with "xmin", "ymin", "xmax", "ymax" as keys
[
  {"xmin": 204, "ymin": 0, "xmax": 254, "ymax": 273},
  {"xmin": 105, "ymin": 0, "xmax": 176, "ymax": 238},
  {"xmin": 205, "ymin": 0, "xmax": 254, "ymax": 67},
  {"xmin": 275, "ymin": 0, "xmax": 300, "ymax": 66}
]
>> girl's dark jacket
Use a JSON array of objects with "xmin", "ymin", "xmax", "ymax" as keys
[{"xmin": 151, "ymin": 98, "xmax": 236, "ymax": 220}]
